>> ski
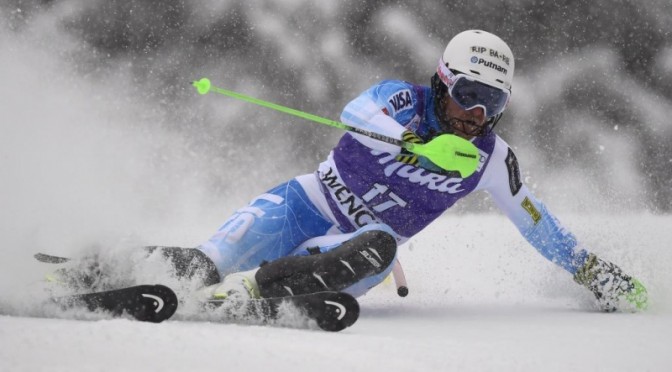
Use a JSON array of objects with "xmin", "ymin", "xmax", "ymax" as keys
[
  {"xmin": 37, "ymin": 251, "xmax": 359, "ymax": 330},
  {"xmin": 53, "ymin": 284, "xmax": 178, "ymax": 323},
  {"xmin": 206, "ymin": 291, "xmax": 359, "ymax": 332},
  {"xmin": 35, "ymin": 252, "xmax": 71, "ymax": 264}
]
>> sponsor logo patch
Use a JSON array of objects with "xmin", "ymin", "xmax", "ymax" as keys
[
  {"xmin": 521, "ymin": 197, "xmax": 541, "ymax": 225},
  {"xmin": 404, "ymin": 114, "xmax": 421, "ymax": 132},
  {"xmin": 471, "ymin": 57, "xmax": 508, "ymax": 75},
  {"xmin": 320, "ymin": 167, "xmax": 379, "ymax": 227},
  {"xmin": 387, "ymin": 89, "xmax": 413, "ymax": 115},
  {"xmin": 476, "ymin": 150, "xmax": 489, "ymax": 173},
  {"xmin": 372, "ymin": 150, "xmax": 465, "ymax": 194},
  {"xmin": 359, "ymin": 250, "xmax": 381, "ymax": 268},
  {"xmin": 505, "ymin": 148, "xmax": 522, "ymax": 196}
]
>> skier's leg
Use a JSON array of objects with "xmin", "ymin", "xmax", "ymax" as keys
[
  {"xmin": 254, "ymin": 223, "xmax": 398, "ymax": 298},
  {"xmin": 205, "ymin": 224, "xmax": 398, "ymax": 300},
  {"xmin": 143, "ymin": 175, "xmax": 335, "ymax": 288},
  {"xmin": 198, "ymin": 177, "xmax": 337, "ymax": 277},
  {"xmin": 48, "ymin": 176, "xmax": 335, "ymax": 292}
]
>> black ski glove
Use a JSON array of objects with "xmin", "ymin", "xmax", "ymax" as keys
[
  {"xmin": 395, "ymin": 130, "xmax": 458, "ymax": 175},
  {"xmin": 395, "ymin": 130, "xmax": 423, "ymax": 165}
]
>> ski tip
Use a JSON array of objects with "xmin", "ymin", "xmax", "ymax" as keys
[
  {"xmin": 53, "ymin": 284, "xmax": 179, "ymax": 323},
  {"xmin": 135, "ymin": 284, "xmax": 179, "ymax": 323},
  {"xmin": 316, "ymin": 292, "xmax": 360, "ymax": 332},
  {"xmin": 34, "ymin": 253, "xmax": 70, "ymax": 264}
]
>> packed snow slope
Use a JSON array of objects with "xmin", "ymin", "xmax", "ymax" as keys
[{"xmin": 1, "ymin": 213, "xmax": 671, "ymax": 372}]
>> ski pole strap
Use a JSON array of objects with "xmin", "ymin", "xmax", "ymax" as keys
[{"xmin": 392, "ymin": 259, "xmax": 408, "ymax": 297}]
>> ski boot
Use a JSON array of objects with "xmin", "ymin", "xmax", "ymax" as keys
[
  {"xmin": 573, "ymin": 253, "xmax": 648, "ymax": 312},
  {"xmin": 201, "ymin": 268, "xmax": 261, "ymax": 301}
]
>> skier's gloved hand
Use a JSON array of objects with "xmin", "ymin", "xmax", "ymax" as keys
[
  {"xmin": 395, "ymin": 130, "xmax": 423, "ymax": 165},
  {"xmin": 395, "ymin": 130, "xmax": 453, "ymax": 174},
  {"xmin": 574, "ymin": 253, "xmax": 648, "ymax": 312}
]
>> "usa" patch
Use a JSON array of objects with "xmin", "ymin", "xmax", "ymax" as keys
[{"xmin": 387, "ymin": 89, "xmax": 413, "ymax": 115}]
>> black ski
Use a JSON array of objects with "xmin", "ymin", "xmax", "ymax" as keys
[
  {"xmin": 206, "ymin": 291, "xmax": 359, "ymax": 332},
  {"xmin": 37, "ymin": 251, "xmax": 360, "ymax": 330},
  {"xmin": 53, "ymin": 284, "xmax": 178, "ymax": 323},
  {"xmin": 35, "ymin": 252, "xmax": 71, "ymax": 264}
]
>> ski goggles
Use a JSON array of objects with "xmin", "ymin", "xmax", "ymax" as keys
[{"xmin": 436, "ymin": 58, "xmax": 510, "ymax": 118}]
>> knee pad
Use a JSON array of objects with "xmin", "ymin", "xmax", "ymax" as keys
[{"xmin": 255, "ymin": 230, "xmax": 397, "ymax": 297}]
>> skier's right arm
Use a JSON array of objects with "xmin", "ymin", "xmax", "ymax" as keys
[{"xmin": 340, "ymin": 81, "xmax": 416, "ymax": 154}]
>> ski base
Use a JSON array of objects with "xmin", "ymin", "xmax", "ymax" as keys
[
  {"xmin": 53, "ymin": 284, "xmax": 178, "ymax": 323},
  {"xmin": 206, "ymin": 291, "xmax": 359, "ymax": 332}
]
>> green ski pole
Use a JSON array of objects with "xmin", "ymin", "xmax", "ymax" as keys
[{"xmin": 192, "ymin": 78, "xmax": 479, "ymax": 177}]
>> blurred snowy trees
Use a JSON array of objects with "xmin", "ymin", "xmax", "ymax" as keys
[{"xmin": 2, "ymin": 0, "xmax": 671, "ymax": 211}]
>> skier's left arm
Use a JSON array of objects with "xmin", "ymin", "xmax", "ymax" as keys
[{"xmin": 477, "ymin": 138, "xmax": 588, "ymax": 275}]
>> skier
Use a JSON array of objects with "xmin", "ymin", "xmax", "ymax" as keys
[
  {"xmin": 49, "ymin": 30, "xmax": 647, "ymax": 314},
  {"xmin": 188, "ymin": 29, "xmax": 647, "ymax": 312}
]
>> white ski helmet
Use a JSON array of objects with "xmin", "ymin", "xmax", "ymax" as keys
[
  {"xmin": 431, "ymin": 30, "xmax": 515, "ymax": 136},
  {"xmin": 442, "ymin": 29, "xmax": 514, "ymax": 91}
]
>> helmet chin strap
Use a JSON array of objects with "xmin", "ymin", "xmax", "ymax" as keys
[{"xmin": 485, "ymin": 112, "xmax": 504, "ymax": 134}]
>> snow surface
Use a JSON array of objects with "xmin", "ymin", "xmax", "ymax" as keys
[{"xmin": 1, "ymin": 213, "xmax": 671, "ymax": 372}]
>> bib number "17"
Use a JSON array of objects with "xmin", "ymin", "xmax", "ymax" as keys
[{"xmin": 361, "ymin": 183, "xmax": 407, "ymax": 212}]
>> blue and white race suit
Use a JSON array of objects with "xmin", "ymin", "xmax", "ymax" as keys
[{"xmin": 199, "ymin": 80, "xmax": 589, "ymax": 297}]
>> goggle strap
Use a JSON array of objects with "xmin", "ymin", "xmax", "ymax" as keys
[{"xmin": 436, "ymin": 57, "xmax": 457, "ymax": 87}]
